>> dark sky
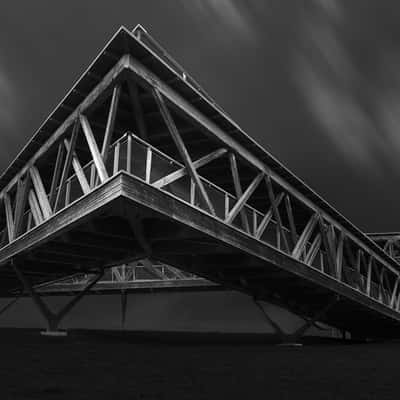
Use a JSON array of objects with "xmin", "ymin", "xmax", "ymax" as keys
[{"xmin": 1, "ymin": 1, "xmax": 400, "ymax": 232}]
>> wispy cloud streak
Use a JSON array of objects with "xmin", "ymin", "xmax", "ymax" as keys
[
  {"xmin": 181, "ymin": 1, "xmax": 400, "ymax": 176},
  {"xmin": 294, "ymin": 1, "xmax": 400, "ymax": 175},
  {"xmin": 0, "ymin": 69, "xmax": 17, "ymax": 128},
  {"xmin": 0, "ymin": 64, "xmax": 18, "ymax": 160},
  {"xmin": 179, "ymin": 0, "xmax": 256, "ymax": 43}
]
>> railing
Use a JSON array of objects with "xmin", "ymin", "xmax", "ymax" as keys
[
  {"xmin": 1, "ymin": 130, "xmax": 399, "ymax": 311},
  {"xmin": 0, "ymin": 136, "xmax": 124, "ymax": 241},
  {"xmin": 0, "ymin": 155, "xmax": 99, "ymax": 240},
  {"xmin": 108, "ymin": 132, "xmax": 400, "ymax": 311},
  {"xmin": 112, "ymin": 133, "xmax": 283, "ymax": 239}
]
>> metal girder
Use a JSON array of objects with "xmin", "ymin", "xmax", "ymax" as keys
[
  {"xmin": 292, "ymin": 213, "xmax": 318, "ymax": 260},
  {"xmin": 229, "ymin": 153, "xmax": 250, "ymax": 233},
  {"xmin": 3, "ymin": 193, "xmax": 14, "ymax": 242},
  {"xmin": 49, "ymin": 143, "xmax": 65, "ymax": 207},
  {"xmin": 265, "ymin": 176, "xmax": 290, "ymax": 252},
  {"xmin": 256, "ymin": 192, "xmax": 284, "ymax": 240},
  {"xmin": 80, "ymin": 115, "xmax": 109, "ymax": 184},
  {"xmin": 225, "ymin": 173, "xmax": 263, "ymax": 225},
  {"xmin": 153, "ymin": 148, "xmax": 227, "ymax": 189},
  {"xmin": 64, "ymin": 138, "xmax": 91, "ymax": 195},
  {"xmin": 102, "ymin": 84, "xmax": 121, "ymax": 161},
  {"xmin": 13, "ymin": 176, "xmax": 30, "ymax": 237},
  {"xmin": 152, "ymin": 88, "xmax": 216, "ymax": 216},
  {"xmin": 54, "ymin": 119, "xmax": 80, "ymax": 211},
  {"xmin": 28, "ymin": 190, "xmax": 43, "ymax": 226},
  {"xmin": 29, "ymin": 166, "xmax": 52, "ymax": 220}
]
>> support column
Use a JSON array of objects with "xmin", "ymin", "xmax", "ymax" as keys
[
  {"xmin": 12, "ymin": 259, "xmax": 104, "ymax": 336},
  {"xmin": 121, "ymin": 290, "xmax": 128, "ymax": 329},
  {"xmin": 253, "ymin": 295, "xmax": 339, "ymax": 345},
  {"xmin": 253, "ymin": 298, "xmax": 286, "ymax": 342},
  {"xmin": 0, "ymin": 296, "xmax": 20, "ymax": 318}
]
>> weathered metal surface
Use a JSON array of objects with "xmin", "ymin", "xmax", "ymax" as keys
[{"xmin": 0, "ymin": 26, "xmax": 399, "ymax": 337}]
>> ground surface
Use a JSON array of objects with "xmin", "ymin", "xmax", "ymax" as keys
[{"xmin": 0, "ymin": 329, "xmax": 398, "ymax": 399}]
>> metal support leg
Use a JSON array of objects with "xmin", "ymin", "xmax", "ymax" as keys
[
  {"xmin": 0, "ymin": 296, "xmax": 20, "ymax": 317},
  {"xmin": 121, "ymin": 290, "xmax": 127, "ymax": 329},
  {"xmin": 290, "ymin": 296, "xmax": 339, "ymax": 341},
  {"xmin": 253, "ymin": 298, "xmax": 286, "ymax": 341},
  {"xmin": 12, "ymin": 260, "xmax": 104, "ymax": 335},
  {"xmin": 253, "ymin": 295, "xmax": 339, "ymax": 345}
]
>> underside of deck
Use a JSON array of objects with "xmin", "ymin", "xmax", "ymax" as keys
[{"xmin": 1, "ymin": 173, "xmax": 399, "ymax": 338}]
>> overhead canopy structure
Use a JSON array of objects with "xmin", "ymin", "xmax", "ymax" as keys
[{"xmin": 1, "ymin": 25, "xmax": 400, "ymax": 337}]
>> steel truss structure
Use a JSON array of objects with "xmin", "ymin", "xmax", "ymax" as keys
[
  {"xmin": 369, "ymin": 233, "xmax": 400, "ymax": 263},
  {"xmin": 36, "ymin": 259, "xmax": 214, "ymax": 294},
  {"xmin": 0, "ymin": 25, "xmax": 400, "ymax": 337}
]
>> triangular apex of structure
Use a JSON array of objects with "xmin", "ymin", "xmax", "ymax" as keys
[
  {"xmin": 131, "ymin": 23, "xmax": 183, "ymax": 71},
  {"xmin": 132, "ymin": 24, "xmax": 148, "ymax": 36}
]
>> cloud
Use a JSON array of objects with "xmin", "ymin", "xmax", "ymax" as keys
[
  {"xmin": 0, "ymin": 68, "xmax": 17, "ymax": 129},
  {"xmin": 296, "ymin": 58, "xmax": 379, "ymax": 170},
  {"xmin": 294, "ymin": 4, "xmax": 378, "ymax": 171},
  {"xmin": 0, "ymin": 64, "xmax": 18, "ymax": 160},
  {"xmin": 293, "ymin": 0, "xmax": 400, "ymax": 176},
  {"xmin": 179, "ymin": 0, "xmax": 256, "ymax": 43}
]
